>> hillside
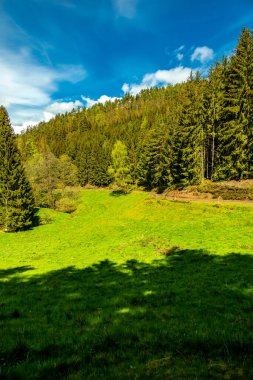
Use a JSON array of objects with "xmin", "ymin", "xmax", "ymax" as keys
[{"xmin": 19, "ymin": 28, "xmax": 253, "ymax": 195}]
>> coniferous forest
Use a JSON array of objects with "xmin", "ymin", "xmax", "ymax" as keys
[
  {"xmin": 18, "ymin": 28, "xmax": 253, "ymax": 196},
  {"xmin": 1, "ymin": 12, "xmax": 253, "ymax": 377}
]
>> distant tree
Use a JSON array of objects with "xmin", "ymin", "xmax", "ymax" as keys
[
  {"xmin": 26, "ymin": 150, "xmax": 59, "ymax": 207},
  {"xmin": 0, "ymin": 106, "xmax": 35, "ymax": 232},
  {"xmin": 108, "ymin": 140, "xmax": 131, "ymax": 189},
  {"xmin": 26, "ymin": 150, "xmax": 79, "ymax": 207},
  {"xmin": 58, "ymin": 154, "xmax": 79, "ymax": 188}
]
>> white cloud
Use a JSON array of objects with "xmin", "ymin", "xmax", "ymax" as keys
[
  {"xmin": 81, "ymin": 97, "xmax": 97, "ymax": 108},
  {"xmin": 122, "ymin": 66, "xmax": 194, "ymax": 96},
  {"xmin": 12, "ymin": 108, "xmax": 44, "ymax": 133},
  {"xmin": 12, "ymin": 100, "xmax": 84, "ymax": 132},
  {"xmin": 112, "ymin": 0, "xmax": 137, "ymax": 18},
  {"xmin": 191, "ymin": 46, "xmax": 214, "ymax": 63},
  {"xmin": 46, "ymin": 100, "xmax": 83, "ymax": 114},
  {"xmin": 176, "ymin": 53, "xmax": 184, "ymax": 61},
  {"xmin": 122, "ymin": 83, "xmax": 130, "ymax": 93},
  {"xmin": 177, "ymin": 45, "xmax": 185, "ymax": 51},
  {"xmin": 44, "ymin": 100, "xmax": 83, "ymax": 121},
  {"xmin": 81, "ymin": 95, "xmax": 119, "ymax": 108},
  {"xmin": 0, "ymin": 47, "xmax": 86, "ymax": 131}
]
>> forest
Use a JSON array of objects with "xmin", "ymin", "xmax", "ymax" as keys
[
  {"xmin": 0, "ymin": 27, "xmax": 253, "ymax": 229},
  {"xmin": 17, "ymin": 27, "xmax": 253, "ymax": 204},
  {"xmin": 1, "ymin": 23, "xmax": 253, "ymax": 379}
]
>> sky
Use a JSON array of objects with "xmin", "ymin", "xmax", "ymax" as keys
[{"xmin": 0, "ymin": 0, "xmax": 253, "ymax": 132}]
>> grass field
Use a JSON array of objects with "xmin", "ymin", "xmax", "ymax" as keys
[{"xmin": 1, "ymin": 190, "xmax": 253, "ymax": 379}]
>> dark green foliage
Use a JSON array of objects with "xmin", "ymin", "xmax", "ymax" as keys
[
  {"xmin": 0, "ymin": 106, "xmax": 35, "ymax": 232},
  {"xmin": 215, "ymin": 29, "xmax": 253, "ymax": 180},
  {"xmin": 204, "ymin": 62, "xmax": 225, "ymax": 180},
  {"xmin": 19, "ymin": 28, "xmax": 253, "ymax": 191},
  {"xmin": 172, "ymin": 73, "xmax": 206, "ymax": 187},
  {"xmin": 137, "ymin": 122, "xmax": 172, "ymax": 191},
  {"xmin": 74, "ymin": 127, "xmax": 113, "ymax": 187}
]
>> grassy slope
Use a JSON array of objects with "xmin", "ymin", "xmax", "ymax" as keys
[{"xmin": 0, "ymin": 190, "xmax": 253, "ymax": 379}]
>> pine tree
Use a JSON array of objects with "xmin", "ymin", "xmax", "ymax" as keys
[
  {"xmin": 172, "ymin": 74, "xmax": 206, "ymax": 187},
  {"xmin": 204, "ymin": 61, "xmax": 226, "ymax": 179},
  {"xmin": 0, "ymin": 106, "xmax": 35, "ymax": 232},
  {"xmin": 215, "ymin": 29, "xmax": 253, "ymax": 180},
  {"xmin": 137, "ymin": 121, "xmax": 172, "ymax": 191}
]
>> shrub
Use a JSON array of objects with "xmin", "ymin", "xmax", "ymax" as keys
[
  {"xmin": 55, "ymin": 197, "xmax": 77, "ymax": 213},
  {"xmin": 197, "ymin": 180, "xmax": 253, "ymax": 200}
]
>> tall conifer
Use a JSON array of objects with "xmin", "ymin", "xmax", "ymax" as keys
[
  {"xmin": 216, "ymin": 29, "xmax": 253, "ymax": 179},
  {"xmin": 205, "ymin": 61, "xmax": 225, "ymax": 179},
  {"xmin": 0, "ymin": 106, "xmax": 35, "ymax": 232},
  {"xmin": 172, "ymin": 73, "xmax": 206, "ymax": 187},
  {"xmin": 137, "ymin": 122, "xmax": 172, "ymax": 191}
]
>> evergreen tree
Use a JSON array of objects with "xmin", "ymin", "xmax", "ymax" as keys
[
  {"xmin": 0, "ymin": 106, "xmax": 35, "ymax": 232},
  {"xmin": 17, "ymin": 28, "xmax": 253, "ymax": 189},
  {"xmin": 215, "ymin": 29, "xmax": 253, "ymax": 179},
  {"xmin": 204, "ymin": 61, "xmax": 225, "ymax": 179},
  {"xmin": 172, "ymin": 74, "xmax": 206, "ymax": 187},
  {"xmin": 137, "ymin": 121, "xmax": 172, "ymax": 191}
]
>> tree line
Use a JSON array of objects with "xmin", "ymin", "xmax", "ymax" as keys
[
  {"xmin": 19, "ymin": 28, "xmax": 253, "ymax": 193},
  {"xmin": 1, "ymin": 28, "xmax": 252, "ymax": 231}
]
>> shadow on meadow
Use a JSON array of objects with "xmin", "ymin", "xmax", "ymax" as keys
[
  {"xmin": 1, "ymin": 250, "xmax": 253, "ymax": 379},
  {"xmin": 109, "ymin": 189, "xmax": 129, "ymax": 197}
]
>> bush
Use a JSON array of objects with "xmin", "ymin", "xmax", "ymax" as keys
[
  {"xmin": 197, "ymin": 180, "xmax": 253, "ymax": 200},
  {"xmin": 55, "ymin": 197, "xmax": 77, "ymax": 213}
]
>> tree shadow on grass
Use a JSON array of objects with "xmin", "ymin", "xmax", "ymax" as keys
[
  {"xmin": 31, "ymin": 208, "xmax": 41, "ymax": 228},
  {"xmin": 109, "ymin": 189, "xmax": 129, "ymax": 197},
  {"xmin": 0, "ymin": 266, "xmax": 34, "ymax": 279},
  {"xmin": 1, "ymin": 250, "xmax": 253, "ymax": 379}
]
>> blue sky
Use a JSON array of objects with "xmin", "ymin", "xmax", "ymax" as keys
[{"xmin": 0, "ymin": 0, "xmax": 253, "ymax": 131}]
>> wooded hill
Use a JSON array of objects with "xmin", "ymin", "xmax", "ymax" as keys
[{"xmin": 19, "ymin": 28, "xmax": 253, "ymax": 192}]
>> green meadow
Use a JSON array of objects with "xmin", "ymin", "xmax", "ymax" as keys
[{"xmin": 1, "ymin": 190, "xmax": 253, "ymax": 379}]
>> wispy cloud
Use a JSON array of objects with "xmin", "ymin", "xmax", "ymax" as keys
[
  {"xmin": 191, "ymin": 46, "xmax": 214, "ymax": 63},
  {"xmin": 0, "ymin": 47, "xmax": 86, "ymax": 131},
  {"xmin": 175, "ymin": 45, "xmax": 185, "ymax": 61},
  {"xmin": 176, "ymin": 53, "xmax": 184, "ymax": 61},
  {"xmin": 112, "ymin": 0, "xmax": 138, "ymax": 18},
  {"xmin": 177, "ymin": 45, "xmax": 185, "ymax": 52},
  {"xmin": 122, "ymin": 66, "xmax": 194, "ymax": 96}
]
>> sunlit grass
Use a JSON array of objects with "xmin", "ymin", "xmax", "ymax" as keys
[{"xmin": 0, "ymin": 190, "xmax": 253, "ymax": 379}]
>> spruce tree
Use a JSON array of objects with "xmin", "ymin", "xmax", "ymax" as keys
[
  {"xmin": 172, "ymin": 74, "xmax": 206, "ymax": 187},
  {"xmin": 204, "ymin": 61, "xmax": 225, "ymax": 179},
  {"xmin": 0, "ymin": 106, "xmax": 35, "ymax": 232},
  {"xmin": 137, "ymin": 122, "xmax": 172, "ymax": 191},
  {"xmin": 216, "ymin": 29, "xmax": 253, "ymax": 180}
]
